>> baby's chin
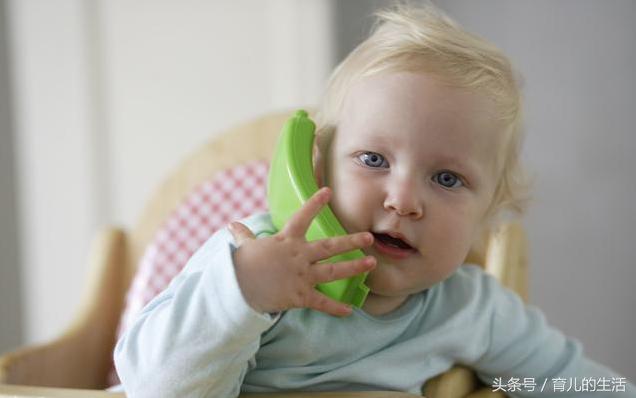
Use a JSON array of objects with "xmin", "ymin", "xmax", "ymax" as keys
[
  {"xmin": 361, "ymin": 289, "xmax": 418, "ymax": 316},
  {"xmin": 364, "ymin": 268, "xmax": 431, "ymax": 295}
]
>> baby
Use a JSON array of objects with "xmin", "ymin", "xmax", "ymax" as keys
[{"xmin": 114, "ymin": 4, "xmax": 634, "ymax": 397}]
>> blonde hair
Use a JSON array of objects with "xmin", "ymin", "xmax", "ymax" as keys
[{"xmin": 315, "ymin": 2, "xmax": 531, "ymax": 220}]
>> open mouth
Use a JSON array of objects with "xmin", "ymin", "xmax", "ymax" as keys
[
  {"xmin": 372, "ymin": 233, "xmax": 414, "ymax": 250},
  {"xmin": 371, "ymin": 232, "xmax": 417, "ymax": 260}
]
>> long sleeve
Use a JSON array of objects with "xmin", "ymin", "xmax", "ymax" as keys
[
  {"xmin": 113, "ymin": 224, "xmax": 277, "ymax": 398},
  {"xmin": 473, "ymin": 273, "xmax": 635, "ymax": 397}
]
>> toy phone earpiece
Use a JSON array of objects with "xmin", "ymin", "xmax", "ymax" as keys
[{"xmin": 267, "ymin": 110, "xmax": 370, "ymax": 308}]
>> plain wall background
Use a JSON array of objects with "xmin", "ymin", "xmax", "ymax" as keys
[
  {"xmin": 3, "ymin": 0, "xmax": 334, "ymax": 351},
  {"xmin": 439, "ymin": 0, "xmax": 636, "ymax": 380},
  {"xmin": 1, "ymin": 0, "xmax": 634, "ymax": 381},
  {"xmin": 0, "ymin": 0, "xmax": 23, "ymax": 353}
]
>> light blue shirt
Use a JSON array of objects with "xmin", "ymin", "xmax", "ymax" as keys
[{"xmin": 113, "ymin": 213, "xmax": 634, "ymax": 397}]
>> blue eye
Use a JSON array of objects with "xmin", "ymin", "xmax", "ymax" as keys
[
  {"xmin": 359, "ymin": 152, "xmax": 389, "ymax": 168},
  {"xmin": 434, "ymin": 171, "xmax": 463, "ymax": 188}
]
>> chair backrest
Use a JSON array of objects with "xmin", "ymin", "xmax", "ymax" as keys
[
  {"xmin": 118, "ymin": 159, "xmax": 270, "ymax": 337},
  {"xmin": 112, "ymin": 110, "xmax": 527, "ymax": 384},
  {"xmin": 108, "ymin": 111, "xmax": 291, "ymax": 385},
  {"xmin": 124, "ymin": 111, "xmax": 289, "ymax": 285}
]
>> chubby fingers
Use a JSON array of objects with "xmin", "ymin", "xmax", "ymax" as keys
[
  {"xmin": 283, "ymin": 187, "xmax": 331, "ymax": 237},
  {"xmin": 307, "ymin": 232, "xmax": 374, "ymax": 262},
  {"xmin": 311, "ymin": 256, "xmax": 376, "ymax": 285},
  {"xmin": 228, "ymin": 221, "xmax": 256, "ymax": 246},
  {"xmin": 304, "ymin": 289, "xmax": 355, "ymax": 317}
]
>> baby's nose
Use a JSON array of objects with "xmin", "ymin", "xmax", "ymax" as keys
[{"xmin": 383, "ymin": 181, "xmax": 423, "ymax": 219}]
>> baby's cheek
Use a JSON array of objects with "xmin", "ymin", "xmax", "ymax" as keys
[
  {"xmin": 331, "ymin": 187, "xmax": 361, "ymax": 218},
  {"xmin": 432, "ymin": 212, "xmax": 475, "ymax": 261},
  {"xmin": 330, "ymin": 176, "xmax": 370, "ymax": 229}
]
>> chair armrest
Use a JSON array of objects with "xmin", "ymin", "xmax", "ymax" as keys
[
  {"xmin": 423, "ymin": 366, "xmax": 479, "ymax": 397},
  {"xmin": 0, "ymin": 384, "xmax": 421, "ymax": 398},
  {"xmin": 241, "ymin": 393, "xmax": 421, "ymax": 397},
  {"xmin": 465, "ymin": 388, "xmax": 506, "ymax": 398},
  {"xmin": 0, "ymin": 384, "xmax": 124, "ymax": 397},
  {"xmin": 423, "ymin": 366, "xmax": 507, "ymax": 398},
  {"xmin": 0, "ymin": 228, "xmax": 128, "ymax": 389}
]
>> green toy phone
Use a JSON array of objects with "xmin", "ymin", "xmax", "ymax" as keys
[{"xmin": 267, "ymin": 110, "xmax": 370, "ymax": 308}]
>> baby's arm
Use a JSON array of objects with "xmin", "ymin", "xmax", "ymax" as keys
[
  {"xmin": 113, "ymin": 188, "xmax": 375, "ymax": 398},
  {"xmin": 113, "ymin": 223, "xmax": 274, "ymax": 397},
  {"xmin": 473, "ymin": 274, "xmax": 635, "ymax": 397}
]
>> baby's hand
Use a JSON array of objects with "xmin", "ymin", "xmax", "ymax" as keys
[{"xmin": 229, "ymin": 187, "xmax": 376, "ymax": 317}]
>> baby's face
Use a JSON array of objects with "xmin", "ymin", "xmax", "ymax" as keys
[{"xmin": 321, "ymin": 72, "xmax": 502, "ymax": 311}]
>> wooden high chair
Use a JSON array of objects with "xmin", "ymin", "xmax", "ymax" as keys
[{"xmin": 0, "ymin": 110, "xmax": 527, "ymax": 398}]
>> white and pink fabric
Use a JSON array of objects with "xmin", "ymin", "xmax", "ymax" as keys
[{"xmin": 108, "ymin": 160, "xmax": 269, "ymax": 385}]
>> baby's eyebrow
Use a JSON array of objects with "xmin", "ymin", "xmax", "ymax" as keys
[
  {"xmin": 434, "ymin": 155, "xmax": 471, "ymax": 170},
  {"xmin": 363, "ymin": 133, "xmax": 393, "ymax": 147},
  {"xmin": 432, "ymin": 155, "xmax": 485, "ymax": 182}
]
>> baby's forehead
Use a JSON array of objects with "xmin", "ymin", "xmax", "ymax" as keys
[
  {"xmin": 342, "ymin": 73, "xmax": 498, "ymax": 126},
  {"xmin": 339, "ymin": 103, "xmax": 498, "ymax": 141}
]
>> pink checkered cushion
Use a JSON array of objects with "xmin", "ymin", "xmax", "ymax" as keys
[{"xmin": 108, "ymin": 160, "xmax": 269, "ymax": 386}]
